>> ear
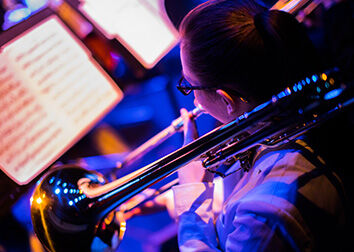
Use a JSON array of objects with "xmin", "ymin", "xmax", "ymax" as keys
[{"xmin": 216, "ymin": 89, "xmax": 236, "ymax": 115}]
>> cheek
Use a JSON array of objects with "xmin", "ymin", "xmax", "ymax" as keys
[
  {"xmin": 194, "ymin": 91, "xmax": 210, "ymax": 110},
  {"xmin": 194, "ymin": 91, "xmax": 229, "ymax": 123}
]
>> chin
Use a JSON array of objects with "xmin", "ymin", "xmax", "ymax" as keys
[{"xmin": 214, "ymin": 115, "xmax": 231, "ymax": 124}]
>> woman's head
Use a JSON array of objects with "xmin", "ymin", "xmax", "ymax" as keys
[{"xmin": 179, "ymin": 0, "xmax": 320, "ymax": 123}]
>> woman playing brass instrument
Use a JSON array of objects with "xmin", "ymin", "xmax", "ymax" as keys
[
  {"xmin": 28, "ymin": 0, "xmax": 351, "ymax": 251},
  {"xmin": 165, "ymin": 0, "xmax": 347, "ymax": 251}
]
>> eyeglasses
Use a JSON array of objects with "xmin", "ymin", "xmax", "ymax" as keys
[
  {"xmin": 176, "ymin": 76, "xmax": 217, "ymax": 95},
  {"xmin": 176, "ymin": 76, "xmax": 249, "ymax": 103}
]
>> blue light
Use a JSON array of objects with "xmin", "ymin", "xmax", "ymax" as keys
[
  {"xmin": 74, "ymin": 198, "xmax": 78, "ymax": 203},
  {"xmin": 316, "ymin": 87, "xmax": 321, "ymax": 93},
  {"xmin": 306, "ymin": 77, "xmax": 311, "ymax": 84},
  {"xmin": 302, "ymin": 80, "xmax": 306, "ymax": 86},
  {"xmin": 293, "ymin": 85, "xmax": 298, "ymax": 92},
  {"xmin": 68, "ymin": 200, "xmax": 73, "ymax": 206},
  {"xmin": 55, "ymin": 188, "xmax": 60, "ymax": 195},
  {"xmin": 62, "ymin": 182, "xmax": 67, "ymax": 187},
  {"xmin": 49, "ymin": 177, "xmax": 55, "ymax": 184},
  {"xmin": 312, "ymin": 75, "xmax": 318, "ymax": 82},
  {"xmin": 56, "ymin": 180, "xmax": 61, "ymax": 186},
  {"xmin": 63, "ymin": 188, "xmax": 68, "ymax": 194},
  {"xmin": 297, "ymin": 83, "xmax": 302, "ymax": 90},
  {"xmin": 277, "ymin": 91, "xmax": 286, "ymax": 98},
  {"xmin": 324, "ymin": 88, "xmax": 343, "ymax": 100},
  {"xmin": 252, "ymin": 101, "xmax": 270, "ymax": 113},
  {"xmin": 7, "ymin": 7, "xmax": 31, "ymax": 23}
]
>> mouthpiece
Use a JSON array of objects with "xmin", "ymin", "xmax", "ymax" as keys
[{"xmin": 171, "ymin": 105, "xmax": 205, "ymax": 130}]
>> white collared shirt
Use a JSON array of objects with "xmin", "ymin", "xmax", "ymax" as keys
[{"xmin": 173, "ymin": 140, "xmax": 345, "ymax": 251}]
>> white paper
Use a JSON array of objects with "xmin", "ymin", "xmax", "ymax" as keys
[
  {"xmin": 0, "ymin": 16, "xmax": 123, "ymax": 184},
  {"xmin": 80, "ymin": 0, "xmax": 179, "ymax": 68}
]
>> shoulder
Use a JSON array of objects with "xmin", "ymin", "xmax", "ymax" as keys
[
  {"xmin": 219, "ymin": 140, "xmax": 346, "ymax": 250},
  {"xmin": 245, "ymin": 139, "xmax": 345, "ymax": 216}
]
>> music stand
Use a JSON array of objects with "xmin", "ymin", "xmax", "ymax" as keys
[{"xmin": 0, "ymin": 7, "xmax": 123, "ymax": 190}]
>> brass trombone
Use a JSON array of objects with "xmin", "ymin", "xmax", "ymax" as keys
[{"xmin": 30, "ymin": 69, "xmax": 353, "ymax": 252}]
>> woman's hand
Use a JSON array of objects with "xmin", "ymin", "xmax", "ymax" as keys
[
  {"xmin": 180, "ymin": 108, "xmax": 199, "ymax": 146},
  {"xmin": 178, "ymin": 108, "xmax": 214, "ymax": 184}
]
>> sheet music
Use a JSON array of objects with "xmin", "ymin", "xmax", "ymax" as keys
[
  {"xmin": 80, "ymin": 0, "xmax": 179, "ymax": 68},
  {"xmin": 0, "ymin": 16, "xmax": 123, "ymax": 185}
]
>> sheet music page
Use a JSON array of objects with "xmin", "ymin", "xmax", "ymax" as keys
[
  {"xmin": 0, "ymin": 16, "xmax": 123, "ymax": 185},
  {"xmin": 80, "ymin": 0, "xmax": 179, "ymax": 68}
]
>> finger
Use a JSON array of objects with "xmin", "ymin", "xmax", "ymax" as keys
[
  {"xmin": 180, "ymin": 108, "xmax": 189, "ymax": 122},
  {"xmin": 180, "ymin": 108, "xmax": 198, "ymax": 145}
]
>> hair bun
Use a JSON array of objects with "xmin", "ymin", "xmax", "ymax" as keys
[
  {"xmin": 253, "ymin": 11, "xmax": 268, "ymax": 33},
  {"xmin": 253, "ymin": 10, "xmax": 272, "ymax": 40},
  {"xmin": 253, "ymin": 10, "xmax": 283, "ymax": 48}
]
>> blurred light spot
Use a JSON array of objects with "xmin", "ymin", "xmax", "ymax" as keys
[
  {"xmin": 285, "ymin": 87, "xmax": 291, "ymax": 95},
  {"xmin": 324, "ymin": 88, "xmax": 343, "ymax": 100},
  {"xmin": 312, "ymin": 75, "xmax": 318, "ymax": 82},
  {"xmin": 93, "ymin": 124, "xmax": 129, "ymax": 155},
  {"xmin": 7, "ymin": 7, "xmax": 31, "ymax": 23},
  {"xmin": 252, "ymin": 101, "xmax": 270, "ymax": 113},
  {"xmin": 25, "ymin": 0, "xmax": 48, "ymax": 11},
  {"xmin": 278, "ymin": 91, "xmax": 286, "ymax": 98},
  {"xmin": 321, "ymin": 73, "xmax": 327, "ymax": 81},
  {"xmin": 36, "ymin": 197, "xmax": 42, "ymax": 204}
]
